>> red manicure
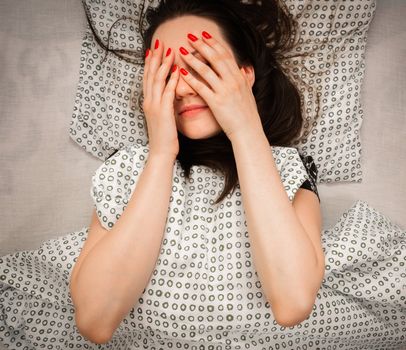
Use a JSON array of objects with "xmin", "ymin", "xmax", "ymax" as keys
[
  {"xmin": 180, "ymin": 68, "xmax": 188, "ymax": 76},
  {"xmin": 202, "ymin": 31, "xmax": 212, "ymax": 39},
  {"xmin": 172, "ymin": 64, "xmax": 177, "ymax": 73},
  {"xmin": 187, "ymin": 33, "xmax": 198, "ymax": 42},
  {"xmin": 179, "ymin": 47, "xmax": 189, "ymax": 55},
  {"xmin": 145, "ymin": 48, "xmax": 150, "ymax": 58},
  {"xmin": 154, "ymin": 39, "xmax": 159, "ymax": 49},
  {"xmin": 166, "ymin": 48, "xmax": 171, "ymax": 57}
]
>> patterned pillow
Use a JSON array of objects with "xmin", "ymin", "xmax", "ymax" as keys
[{"xmin": 70, "ymin": 0, "xmax": 377, "ymax": 183}]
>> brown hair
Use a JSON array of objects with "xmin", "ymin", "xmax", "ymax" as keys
[{"xmin": 83, "ymin": 0, "xmax": 315, "ymax": 204}]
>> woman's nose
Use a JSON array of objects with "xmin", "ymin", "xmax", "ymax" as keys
[{"xmin": 174, "ymin": 72, "xmax": 198, "ymax": 98}]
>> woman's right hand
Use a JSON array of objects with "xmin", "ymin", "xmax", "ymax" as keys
[{"xmin": 142, "ymin": 39, "xmax": 180, "ymax": 159}]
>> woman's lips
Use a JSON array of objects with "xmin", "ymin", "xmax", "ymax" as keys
[{"xmin": 180, "ymin": 106, "xmax": 209, "ymax": 117}]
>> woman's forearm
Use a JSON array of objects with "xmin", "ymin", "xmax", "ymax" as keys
[
  {"xmin": 74, "ymin": 153, "xmax": 175, "ymax": 338},
  {"xmin": 229, "ymin": 127, "xmax": 320, "ymax": 320}
]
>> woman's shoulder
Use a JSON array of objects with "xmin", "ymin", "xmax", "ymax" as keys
[
  {"xmin": 105, "ymin": 143, "xmax": 150, "ymax": 162},
  {"xmin": 297, "ymin": 153, "xmax": 318, "ymax": 179},
  {"xmin": 296, "ymin": 152, "xmax": 320, "ymax": 202},
  {"xmin": 90, "ymin": 143, "xmax": 150, "ymax": 230},
  {"xmin": 92, "ymin": 143, "xmax": 150, "ymax": 190},
  {"xmin": 270, "ymin": 146, "xmax": 317, "ymax": 173},
  {"xmin": 270, "ymin": 145, "xmax": 320, "ymax": 202},
  {"xmin": 270, "ymin": 145, "xmax": 303, "ymax": 167}
]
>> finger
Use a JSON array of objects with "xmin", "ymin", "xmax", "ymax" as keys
[
  {"xmin": 178, "ymin": 67, "xmax": 214, "ymax": 103},
  {"xmin": 186, "ymin": 31, "xmax": 237, "ymax": 81},
  {"xmin": 178, "ymin": 44, "xmax": 222, "ymax": 92},
  {"xmin": 142, "ymin": 47, "xmax": 151, "ymax": 104},
  {"xmin": 162, "ymin": 64, "xmax": 180, "ymax": 105},
  {"xmin": 201, "ymin": 31, "xmax": 241, "ymax": 73},
  {"xmin": 200, "ymin": 32, "xmax": 247, "ymax": 88},
  {"xmin": 146, "ymin": 38, "xmax": 163, "ymax": 103},
  {"xmin": 152, "ymin": 46, "xmax": 175, "ymax": 102}
]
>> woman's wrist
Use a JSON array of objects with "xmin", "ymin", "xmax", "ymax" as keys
[{"xmin": 147, "ymin": 151, "xmax": 177, "ymax": 165}]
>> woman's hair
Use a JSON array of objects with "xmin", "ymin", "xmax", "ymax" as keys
[{"xmin": 83, "ymin": 0, "xmax": 317, "ymax": 205}]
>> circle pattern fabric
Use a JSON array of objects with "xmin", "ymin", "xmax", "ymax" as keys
[
  {"xmin": 1, "ymin": 143, "xmax": 405, "ymax": 349},
  {"xmin": 70, "ymin": 0, "xmax": 376, "ymax": 183},
  {"xmin": 91, "ymin": 144, "xmax": 311, "ymax": 230}
]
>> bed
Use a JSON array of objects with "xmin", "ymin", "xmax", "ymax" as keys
[{"xmin": 0, "ymin": 0, "xmax": 405, "ymax": 349}]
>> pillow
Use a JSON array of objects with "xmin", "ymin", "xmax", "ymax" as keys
[
  {"xmin": 90, "ymin": 143, "xmax": 312, "ymax": 231},
  {"xmin": 70, "ymin": 0, "xmax": 377, "ymax": 183},
  {"xmin": 283, "ymin": 0, "xmax": 376, "ymax": 183},
  {"xmin": 322, "ymin": 199, "xmax": 406, "ymax": 310}
]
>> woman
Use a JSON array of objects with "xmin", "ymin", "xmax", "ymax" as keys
[
  {"xmin": 1, "ymin": 0, "xmax": 405, "ymax": 349},
  {"xmin": 70, "ymin": 0, "xmax": 324, "ymax": 343}
]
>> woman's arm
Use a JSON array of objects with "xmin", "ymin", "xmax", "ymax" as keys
[
  {"xmin": 229, "ymin": 127, "xmax": 324, "ymax": 327},
  {"xmin": 71, "ymin": 153, "xmax": 176, "ymax": 343}
]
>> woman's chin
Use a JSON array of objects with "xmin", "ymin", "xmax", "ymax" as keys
[{"xmin": 177, "ymin": 116, "xmax": 223, "ymax": 140}]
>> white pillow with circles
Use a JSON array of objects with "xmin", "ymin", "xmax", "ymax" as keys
[
  {"xmin": 90, "ymin": 143, "xmax": 312, "ymax": 230},
  {"xmin": 70, "ymin": 0, "xmax": 377, "ymax": 183}
]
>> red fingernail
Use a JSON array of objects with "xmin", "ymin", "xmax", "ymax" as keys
[
  {"xmin": 172, "ymin": 64, "xmax": 177, "ymax": 73},
  {"xmin": 154, "ymin": 39, "xmax": 159, "ymax": 49},
  {"xmin": 166, "ymin": 48, "xmax": 171, "ymax": 57},
  {"xmin": 202, "ymin": 31, "xmax": 212, "ymax": 39},
  {"xmin": 179, "ymin": 47, "xmax": 189, "ymax": 55},
  {"xmin": 187, "ymin": 33, "xmax": 198, "ymax": 42},
  {"xmin": 180, "ymin": 68, "xmax": 188, "ymax": 76},
  {"xmin": 145, "ymin": 48, "xmax": 150, "ymax": 58}
]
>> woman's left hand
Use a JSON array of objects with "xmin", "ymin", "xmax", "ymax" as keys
[{"xmin": 178, "ymin": 31, "xmax": 263, "ymax": 141}]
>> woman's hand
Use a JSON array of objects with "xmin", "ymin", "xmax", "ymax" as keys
[
  {"xmin": 177, "ymin": 31, "xmax": 263, "ymax": 141},
  {"xmin": 143, "ymin": 39, "xmax": 180, "ymax": 159}
]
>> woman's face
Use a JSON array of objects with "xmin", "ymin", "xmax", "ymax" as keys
[{"xmin": 151, "ymin": 15, "xmax": 243, "ymax": 140}]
